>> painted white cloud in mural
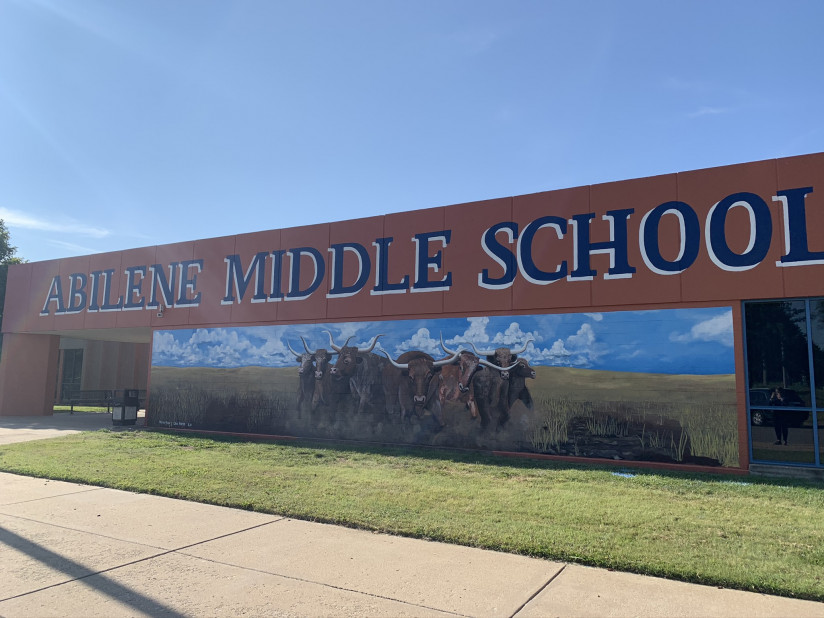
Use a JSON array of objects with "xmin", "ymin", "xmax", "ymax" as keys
[
  {"xmin": 152, "ymin": 307, "xmax": 736, "ymax": 375},
  {"xmin": 445, "ymin": 317, "xmax": 543, "ymax": 353},
  {"xmin": 392, "ymin": 327, "xmax": 442, "ymax": 358},
  {"xmin": 523, "ymin": 322, "xmax": 605, "ymax": 368},
  {"xmin": 492, "ymin": 321, "xmax": 539, "ymax": 346},
  {"xmin": 153, "ymin": 327, "xmax": 295, "ymax": 368},
  {"xmin": 443, "ymin": 316, "xmax": 490, "ymax": 347},
  {"xmin": 669, "ymin": 310, "xmax": 733, "ymax": 347}
]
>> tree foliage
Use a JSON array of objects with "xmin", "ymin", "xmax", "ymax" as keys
[{"xmin": 0, "ymin": 219, "xmax": 25, "ymax": 332}]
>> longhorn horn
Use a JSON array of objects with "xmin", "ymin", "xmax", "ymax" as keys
[
  {"xmin": 324, "ymin": 330, "xmax": 341, "ymax": 352},
  {"xmin": 433, "ymin": 350, "xmax": 462, "ymax": 368},
  {"xmin": 478, "ymin": 358, "xmax": 521, "ymax": 372},
  {"xmin": 379, "ymin": 350, "xmax": 407, "ymax": 369},
  {"xmin": 300, "ymin": 336, "xmax": 316, "ymax": 355},
  {"xmin": 324, "ymin": 331, "xmax": 352, "ymax": 352},
  {"xmin": 467, "ymin": 341, "xmax": 496, "ymax": 357},
  {"xmin": 286, "ymin": 341, "xmax": 302, "ymax": 359},
  {"xmin": 440, "ymin": 333, "xmax": 459, "ymax": 356},
  {"xmin": 357, "ymin": 334, "xmax": 383, "ymax": 353},
  {"xmin": 511, "ymin": 338, "xmax": 534, "ymax": 356}
]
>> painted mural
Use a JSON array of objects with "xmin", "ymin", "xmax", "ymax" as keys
[{"xmin": 148, "ymin": 307, "xmax": 739, "ymax": 467}]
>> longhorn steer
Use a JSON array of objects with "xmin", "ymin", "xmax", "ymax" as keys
[
  {"xmin": 306, "ymin": 340, "xmax": 337, "ymax": 411},
  {"xmin": 327, "ymin": 332, "xmax": 388, "ymax": 415},
  {"xmin": 438, "ymin": 337, "xmax": 482, "ymax": 419},
  {"xmin": 507, "ymin": 358, "xmax": 536, "ymax": 410},
  {"xmin": 467, "ymin": 339, "xmax": 532, "ymax": 428},
  {"xmin": 287, "ymin": 340, "xmax": 316, "ymax": 417},
  {"xmin": 383, "ymin": 349, "xmax": 461, "ymax": 428}
]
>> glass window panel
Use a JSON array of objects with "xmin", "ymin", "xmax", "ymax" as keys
[
  {"xmin": 750, "ymin": 408, "xmax": 816, "ymax": 464},
  {"xmin": 745, "ymin": 301, "xmax": 810, "ymax": 407},
  {"xmin": 809, "ymin": 300, "xmax": 824, "ymax": 407},
  {"xmin": 818, "ymin": 411, "xmax": 823, "ymax": 467}
]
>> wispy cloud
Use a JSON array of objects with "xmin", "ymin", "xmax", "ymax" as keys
[
  {"xmin": 663, "ymin": 77, "xmax": 708, "ymax": 92},
  {"xmin": 687, "ymin": 106, "xmax": 731, "ymax": 118},
  {"xmin": 0, "ymin": 207, "xmax": 110, "ymax": 238},
  {"xmin": 47, "ymin": 239, "xmax": 102, "ymax": 254}
]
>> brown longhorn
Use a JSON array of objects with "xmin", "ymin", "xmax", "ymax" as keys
[
  {"xmin": 465, "ymin": 342, "xmax": 523, "ymax": 372},
  {"xmin": 382, "ymin": 349, "xmax": 462, "ymax": 369},
  {"xmin": 325, "ymin": 331, "xmax": 383, "ymax": 353}
]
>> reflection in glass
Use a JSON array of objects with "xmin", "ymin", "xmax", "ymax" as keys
[
  {"xmin": 745, "ymin": 301, "xmax": 810, "ymax": 407},
  {"xmin": 750, "ymin": 409, "xmax": 816, "ymax": 464},
  {"xmin": 809, "ymin": 300, "xmax": 824, "ymax": 407}
]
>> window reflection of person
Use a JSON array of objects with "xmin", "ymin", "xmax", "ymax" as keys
[{"xmin": 770, "ymin": 388, "xmax": 789, "ymax": 445}]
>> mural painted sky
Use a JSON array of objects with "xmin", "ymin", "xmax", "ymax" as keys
[{"xmin": 152, "ymin": 307, "xmax": 734, "ymax": 375}]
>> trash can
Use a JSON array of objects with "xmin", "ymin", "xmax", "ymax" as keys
[{"xmin": 112, "ymin": 389, "xmax": 139, "ymax": 426}]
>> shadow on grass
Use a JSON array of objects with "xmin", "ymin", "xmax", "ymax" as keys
[{"xmin": 146, "ymin": 428, "xmax": 824, "ymax": 490}]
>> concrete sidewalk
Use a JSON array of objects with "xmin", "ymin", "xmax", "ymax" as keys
[
  {"xmin": 0, "ymin": 411, "xmax": 133, "ymax": 445},
  {"xmin": 2, "ymin": 476, "xmax": 823, "ymax": 616},
  {"xmin": 1, "ymin": 416, "xmax": 823, "ymax": 617}
]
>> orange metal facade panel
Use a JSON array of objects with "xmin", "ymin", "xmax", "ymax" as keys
[
  {"xmin": 443, "ymin": 197, "xmax": 513, "ymax": 314},
  {"xmin": 83, "ymin": 251, "xmax": 123, "ymax": 330},
  {"xmin": 276, "ymin": 223, "xmax": 331, "ymax": 322},
  {"xmin": 28, "ymin": 260, "xmax": 61, "ymax": 333},
  {"xmin": 677, "ymin": 159, "xmax": 784, "ymax": 303},
  {"xmin": 590, "ymin": 173, "xmax": 682, "ymax": 307},
  {"xmin": 149, "ymin": 241, "xmax": 195, "ymax": 328},
  {"xmin": 511, "ymin": 186, "xmax": 592, "ymax": 310},
  {"xmin": 2, "ymin": 263, "xmax": 32, "ymax": 334},
  {"xmin": 113, "ymin": 246, "xmax": 157, "ymax": 329},
  {"xmin": 379, "ymin": 206, "xmax": 446, "ymax": 317},
  {"xmin": 776, "ymin": 152, "xmax": 824, "ymax": 299},
  {"xmin": 188, "ymin": 235, "xmax": 237, "ymax": 326},
  {"xmin": 326, "ymin": 216, "xmax": 385, "ymax": 320},
  {"xmin": 51, "ymin": 255, "xmax": 92, "ymax": 332},
  {"xmin": 221, "ymin": 229, "xmax": 281, "ymax": 325}
]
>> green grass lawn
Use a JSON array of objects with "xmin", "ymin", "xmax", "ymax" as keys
[
  {"xmin": 53, "ymin": 405, "xmax": 110, "ymax": 414},
  {"xmin": 1, "ymin": 429, "xmax": 823, "ymax": 601}
]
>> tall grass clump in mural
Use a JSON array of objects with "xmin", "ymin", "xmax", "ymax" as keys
[
  {"xmin": 530, "ymin": 398, "xmax": 584, "ymax": 452},
  {"xmin": 679, "ymin": 404, "xmax": 739, "ymax": 467},
  {"xmin": 149, "ymin": 385, "xmax": 287, "ymax": 434},
  {"xmin": 526, "ymin": 396, "xmax": 737, "ymax": 467}
]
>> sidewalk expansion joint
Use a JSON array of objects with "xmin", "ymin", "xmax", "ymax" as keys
[
  {"xmin": 509, "ymin": 563, "xmax": 567, "ymax": 618},
  {"xmin": 0, "ymin": 486, "xmax": 105, "ymax": 507},
  {"xmin": 0, "ymin": 512, "xmax": 284, "ymax": 557},
  {"xmin": 0, "ymin": 518, "xmax": 285, "ymax": 604},
  {"xmin": 171, "ymin": 551, "xmax": 471, "ymax": 617}
]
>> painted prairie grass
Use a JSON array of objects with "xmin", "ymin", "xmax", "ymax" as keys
[
  {"xmin": 530, "ymin": 398, "xmax": 739, "ymax": 467},
  {"xmin": 0, "ymin": 430, "xmax": 822, "ymax": 601},
  {"xmin": 149, "ymin": 386, "xmax": 287, "ymax": 433}
]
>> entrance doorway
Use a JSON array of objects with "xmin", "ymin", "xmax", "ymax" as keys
[{"xmin": 60, "ymin": 348, "xmax": 83, "ymax": 403}]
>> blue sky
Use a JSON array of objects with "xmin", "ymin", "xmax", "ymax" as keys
[
  {"xmin": 2, "ymin": 1, "xmax": 823, "ymax": 263},
  {"xmin": 152, "ymin": 306, "xmax": 735, "ymax": 374}
]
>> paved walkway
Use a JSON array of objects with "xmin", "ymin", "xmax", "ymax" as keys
[
  {"xmin": 0, "ymin": 412, "xmax": 123, "ymax": 445},
  {"xmin": 1, "ymin": 415, "xmax": 822, "ymax": 617}
]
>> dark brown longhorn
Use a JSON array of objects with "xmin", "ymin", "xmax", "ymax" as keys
[
  {"xmin": 287, "ymin": 340, "xmax": 315, "ymax": 417},
  {"xmin": 326, "ymin": 331, "xmax": 388, "ymax": 415},
  {"xmin": 465, "ymin": 339, "xmax": 533, "ymax": 429},
  {"xmin": 439, "ymin": 335, "xmax": 482, "ymax": 418},
  {"xmin": 382, "ymin": 349, "xmax": 460, "ymax": 428}
]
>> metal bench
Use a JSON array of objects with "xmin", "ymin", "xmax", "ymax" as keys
[{"xmin": 63, "ymin": 389, "xmax": 116, "ymax": 413}]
